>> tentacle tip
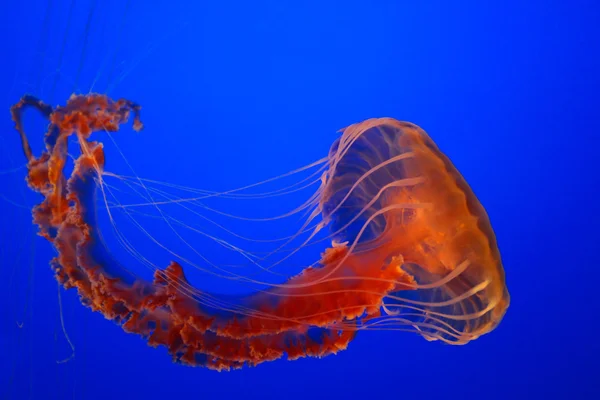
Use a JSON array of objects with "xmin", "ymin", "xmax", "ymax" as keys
[{"xmin": 133, "ymin": 120, "xmax": 144, "ymax": 132}]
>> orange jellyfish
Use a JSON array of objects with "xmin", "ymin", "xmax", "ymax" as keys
[{"xmin": 10, "ymin": 93, "xmax": 509, "ymax": 371}]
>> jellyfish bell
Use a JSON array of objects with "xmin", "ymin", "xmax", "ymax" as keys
[{"xmin": 320, "ymin": 117, "xmax": 510, "ymax": 343}]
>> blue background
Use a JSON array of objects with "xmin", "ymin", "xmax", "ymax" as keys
[{"xmin": 1, "ymin": 1, "xmax": 599, "ymax": 399}]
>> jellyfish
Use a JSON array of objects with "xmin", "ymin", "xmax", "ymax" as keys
[{"xmin": 10, "ymin": 93, "xmax": 509, "ymax": 371}]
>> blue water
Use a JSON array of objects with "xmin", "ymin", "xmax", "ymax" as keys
[{"xmin": 1, "ymin": 1, "xmax": 599, "ymax": 399}]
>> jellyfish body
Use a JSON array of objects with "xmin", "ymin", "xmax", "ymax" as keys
[
  {"xmin": 322, "ymin": 118, "xmax": 509, "ymax": 343},
  {"xmin": 10, "ymin": 94, "xmax": 509, "ymax": 370}
]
